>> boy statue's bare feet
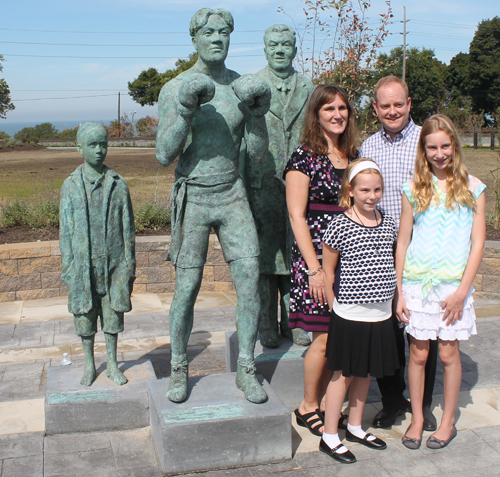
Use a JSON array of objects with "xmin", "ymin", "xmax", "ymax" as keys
[
  {"xmin": 106, "ymin": 366, "xmax": 128, "ymax": 385},
  {"xmin": 106, "ymin": 364, "xmax": 128, "ymax": 386},
  {"xmin": 80, "ymin": 365, "xmax": 97, "ymax": 386}
]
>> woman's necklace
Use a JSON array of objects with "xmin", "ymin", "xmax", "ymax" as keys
[
  {"xmin": 329, "ymin": 149, "xmax": 341, "ymax": 163},
  {"xmin": 352, "ymin": 207, "xmax": 381, "ymax": 253}
]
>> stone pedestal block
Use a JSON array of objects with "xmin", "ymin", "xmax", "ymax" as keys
[
  {"xmin": 225, "ymin": 331, "xmax": 307, "ymax": 411},
  {"xmin": 45, "ymin": 359, "xmax": 155, "ymax": 435},
  {"xmin": 149, "ymin": 373, "xmax": 291, "ymax": 475}
]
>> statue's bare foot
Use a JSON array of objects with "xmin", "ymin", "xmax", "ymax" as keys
[
  {"xmin": 291, "ymin": 328, "xmax": 311, "ymax": 346},
  {"xmin": 259, "ymin": 328, "xmax": 280, "ymax": 349},
  {"xmin": 80, "ymin": 366, "xmax": 96, "ymax": 386},
  {"xmin": 236, "ymin": 358, "xmax": 267, "ymax": 404},
  {"xmin": 107, "ymin": 366, "xmax": 128, "ymax": 386},
  {"xmin": 166, "ymin": 363, "xmax": 189, "ymax": 403},
  {"xmin": 280, "ymin": 324, "xmax": 311, "ymax": 347}
]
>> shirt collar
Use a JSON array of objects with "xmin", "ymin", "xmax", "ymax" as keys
[{"xmin": 381, "ymin": 118, "xmax": 416, "ymax": 144}]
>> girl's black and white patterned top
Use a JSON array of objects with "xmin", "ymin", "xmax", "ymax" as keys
[{"xmin": 323, "ymin": 212, "xmax": 397, "ymax": 304}]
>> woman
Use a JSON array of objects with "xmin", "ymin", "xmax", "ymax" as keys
[{"xmin": 284, "ymin": 84, "xmax": 358, "ymax": 436}]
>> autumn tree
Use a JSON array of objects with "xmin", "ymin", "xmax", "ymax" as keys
[
  {"xmin": 128, "ymin": 53, "xmax": 198, "ymax": 106},
  {"xmin": 0, "ymin": 55, "xmax": 15, "ymax": 119},
  {"xmin": 280, "ymin": 0, "xmax": 392, "ymax": 104},
  {"xmin": 136, "ymin": 116, "xmax": 159, "ymax": 136}
]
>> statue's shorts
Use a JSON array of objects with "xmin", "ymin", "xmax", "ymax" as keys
[
  {"xmin": 175, "ymin": 178, "xmax": 260, "ymax": 269},
  {"xmin": 73, "ymin": 292, "xmax": 124, "ymax": 337}
]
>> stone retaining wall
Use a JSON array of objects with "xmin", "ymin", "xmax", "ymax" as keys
[
  {"xmin": 0, "ymin": 237, "xmax": 498, "ymax": 302},
  {"xmin": 0, "ymin": 235, "xmax": 234, "ymax": 302}
]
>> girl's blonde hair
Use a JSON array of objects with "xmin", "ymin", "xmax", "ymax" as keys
[
  {"xmin": 339, "ymin": 158, "xmax": 384, "ymax": 208},
  {"xmin": 413, "ymin": 114, "xmax": 475, "ymax": 212}
]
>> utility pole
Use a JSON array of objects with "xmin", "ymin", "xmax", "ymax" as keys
[
  {"xmin": 118, "ymin": 92, "xmax": 121, "ymax": 138},
  {"xmin": 400, "ymin": 6, "xmax": 409, "ymax": 83}
]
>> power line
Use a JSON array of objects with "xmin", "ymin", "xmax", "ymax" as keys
[
  {"xmin": 12, "ymin": 94, "xmax": 123, "ymax": 101},
  {"xmin": 12, "ymin": 89, "xmax": 120, "ymax": 92},
  {"xmin": 0, "ymin": 40, "xmax": 263, "ymax": 47},
  {"xmin": 2, "ymin": 53, "xmax": 264, "ymax": 59},
  {"xmin": 0, "ymin": 27, "xmax": 265, "ymax": 35}
]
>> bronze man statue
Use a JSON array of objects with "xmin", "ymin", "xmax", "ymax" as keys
[
  {"xmin": 246, "ymin": 24, "xmax": 315, "ymax": 348},
  {"xmin": 59, "ymin": 122, "xmax": 136, "ymax": 387},
  {"xmin": 155, "ymin": 8, "xmax": 271, "ymax": 404}
]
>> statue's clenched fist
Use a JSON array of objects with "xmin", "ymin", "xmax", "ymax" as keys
[
  {"xmin": 178, "ymin": 73, "xmax": 216, "ymax": 117},
  {"xmin": 232, "ymin": 75, "xmax": 271, "ymax": 117}
]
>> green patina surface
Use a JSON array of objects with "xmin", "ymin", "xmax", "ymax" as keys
[
  {"xmin": 255, "ymin": 349, "xmax": 307, "ymax": 362},
  {"xmin": 163, "ymin": 403, "xmax": 246, "ymax": 424},
  {"xmin": 48, "ymin": 389, "xmax": 118, "ymax": 404}
]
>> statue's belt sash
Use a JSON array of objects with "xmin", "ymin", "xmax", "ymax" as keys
[{"xmin": 167, "ymin": 170, "xmax": 238, "ymax": 265}]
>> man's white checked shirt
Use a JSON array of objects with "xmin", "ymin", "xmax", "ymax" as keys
[{"xmin": 359, "ymin": 119, "xmax": 421, "ymax": 232}]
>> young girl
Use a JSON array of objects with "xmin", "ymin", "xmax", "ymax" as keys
[
  {"xmin": 320, "ymin": 158, "xmax": 399, "ymax": 464},
  {"xmin": 396, "ymin": 114, "xmax": 486, "ymax": 450}
]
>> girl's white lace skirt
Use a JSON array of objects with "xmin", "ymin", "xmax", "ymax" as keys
[{"xmin": 402, "ymin": 283, "xmax": 476, "ymax": 341}]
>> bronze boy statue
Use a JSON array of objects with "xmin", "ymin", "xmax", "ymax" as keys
[{"xmin": 60, "ymin": 122, "xmax": 136, "ymax": 386}]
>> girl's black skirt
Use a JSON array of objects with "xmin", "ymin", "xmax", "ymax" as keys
[{"xmin": 326, "ymin": 309, "xmax": 399, "ymax": 378}]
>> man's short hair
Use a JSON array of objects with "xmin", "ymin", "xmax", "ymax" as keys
[
  {"xmin": 373, "ymin": 75, "xmax": 409, "ymax": 103},
  {"xmin": 189, "ymin": 8, "xmax": 234, "ymax": 37},
  {"xmin": 263, "ymin": 24, "xmax": 296, "ymax": 45},
  {"xmin": 76, "ymin": 122, "xmax": 107, "ymax": 146}
]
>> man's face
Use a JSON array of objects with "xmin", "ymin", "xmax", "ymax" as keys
[
  {"xmin": 264, "ymin": 32, "xmax": 296, "ymax": 73},
  {"xmin": 77, "ymin": 129, "xmax": 108, "ymax": 169},
  {"xmin": 192, "ymin": 14, "xmax": 230, "ymax": 64},
  {"xmin": 373, "ymin": 82, "xmax": 412, "ymax": 138}
]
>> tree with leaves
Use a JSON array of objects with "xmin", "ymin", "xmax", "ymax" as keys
[
  {"xmin": 369, "ymin": 47, "xmax": 447, "ymax": 125},
  {"xmin": 0, "ymin": 55, "xmax": 15, "ymax": 119},
  {"xmin": 128, "ymin": 53, "xmax": 198, "ymax": 106},
  {"xmin": 279, "ymin": 0, "xmax": 392, "ymax": 105},
  {"xmin": 468, "ymin": 17, "xmax": 500, "ymax": 124},
  {"xmin": 136, "ymin": 116, "xmax": 158, "ymax": 136},
  {"xmin": 14, "ymin": 122, "xmax": 59, "ymax": 142}
]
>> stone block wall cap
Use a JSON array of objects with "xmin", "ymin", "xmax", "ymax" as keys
[
  {"xmin": 135, "ymin": 236, "xmax": 172, "ymax": 243},
  {"xmin": 485, "ymin": 240, "xmax": 500, "ymax": 249}
]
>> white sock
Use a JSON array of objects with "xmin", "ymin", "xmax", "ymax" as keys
[
  {"xmin": 347, "ymin": 423, "xmax": 376, "ymax": 441},
  {"xmin": 322, "ymin": 432, "xmax": 348, "ymax": 453}
]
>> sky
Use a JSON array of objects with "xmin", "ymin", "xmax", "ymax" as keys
[{"xmin": 0, "ymin": 0, "xmax": 498, "ymax": 131}]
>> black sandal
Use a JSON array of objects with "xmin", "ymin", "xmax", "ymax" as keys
[
  {"xmin": 294, "ymin": 408, "xmax": 324, "ymax": 437},
  {"xmin": 338, "ymin": 411, "xmax": 349, "ymax": 430}
]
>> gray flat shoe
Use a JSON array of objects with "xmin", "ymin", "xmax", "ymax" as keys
[
  {"xmin": 426, "ymin": 426, "xmax": 457, "ymax": 449},
  {"xmin": 402, "ymin": 424, "xmax": 422, "ymax": 450}
]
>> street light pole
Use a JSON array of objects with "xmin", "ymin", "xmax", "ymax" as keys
[{"xmin": 129, "ymin": 110, "xmax": 137, "ymax": 137}]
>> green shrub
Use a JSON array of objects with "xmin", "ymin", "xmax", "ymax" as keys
[
  {"xmin": 134, "ymin": 202, "xmax": 171, "ymax": 232},
  {"xmin": 1, "ymin": 197, "xmax": 60, "ymax": 228},
  {"xmin": 6, "ymin": 139, "xmax": 13, "ymax": 148},
  {"xmin": 14, "ymin": 140, "xmax": 23, "ymax": 147}
]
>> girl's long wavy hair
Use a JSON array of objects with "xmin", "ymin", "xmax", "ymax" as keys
[
  {"xmin": 339, "ymin": 158, "xmax": 384, "ymax": 208},
  {"xmin": 300, "ymin": 84, "xmax": 358, "ymax": 158},
  {"xmin": 413, "ymin": 114, "xmax": 475, "ymax": 212}
]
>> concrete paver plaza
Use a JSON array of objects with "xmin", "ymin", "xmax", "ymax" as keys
[{"xmin": 1, "ymin": 292, "xmax": 500, "ymax": 476}]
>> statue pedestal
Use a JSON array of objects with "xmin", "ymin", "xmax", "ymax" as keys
[
  {"xmin": 225, "ymin": 331, "xmax": 307, "ymax": 411},
  {"xmin": 148, "ymin": 373, "xmax": 291, "ymax": 475},
  {"xmin": 45, "ymin": 359, "xmax": 155, "ymax": 435}
]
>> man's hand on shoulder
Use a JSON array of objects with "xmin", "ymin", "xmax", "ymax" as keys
[
  {"xmin": 178, "ymin": 74, "xmax": 216, "ymax": 118},
  {"xmin": 232, "ymin": 75, "xmax": 271, "ymax": 117}
]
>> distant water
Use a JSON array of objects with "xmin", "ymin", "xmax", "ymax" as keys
[{"xmin": 0, "ymin": 119, "xmax": 114, "ymax": 137}]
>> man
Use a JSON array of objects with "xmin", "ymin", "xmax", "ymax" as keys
[
  {"xmin": 155, "ymin": 8, "xmax": 271, "ymax": 404},
  {"xmin": 359, "ymin": 76, "xmax": 438, "ymax": 430},
  {"xmin": 60, "ymin": 122, "xmax": 136, "ymax": 387},
  {"xmin": 245, "ymin": 24, "xmax": 315, "ymax": 349}
]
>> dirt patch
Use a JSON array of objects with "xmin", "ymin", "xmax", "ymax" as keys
[{"xmin": 0, "ymin": 224, "xmax": 172, "ymax": 244}]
